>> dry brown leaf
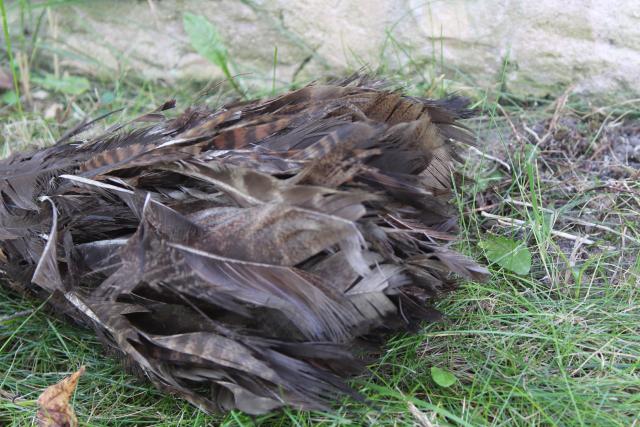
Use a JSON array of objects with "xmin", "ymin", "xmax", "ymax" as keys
[{"xmin": 36, "ymin": 366, "xmax": 85, "ymax": 427}]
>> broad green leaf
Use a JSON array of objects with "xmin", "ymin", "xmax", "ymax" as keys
[
  {"xmin": 431, "ymin": 366, "xmax": 457, "ymax": 388},
  {"xmin": 100, "ymin": 91, "xmax": 115, "ymax": 104},
  {"xmin": 479, "ymin": 235, "xmax": 531, "ymax": 275},
  {"xmin": 33, "ymin": 74, "xmax": 90, "ymax": 96},
  {"xmin": 183, "ymin": 13, "xmax": 244, "ymax": 96},
  {"xmin": 183, "ymin": 13, "xmax": 228, "ymax": 70},
  {"xmin": 1, "ymin": 90, "xmax": 18, "ymax": 105}
]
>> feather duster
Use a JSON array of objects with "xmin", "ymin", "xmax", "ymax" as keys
[{"xmin": 0, "ymin": 76, "xmax": 488, "ymax": 414}]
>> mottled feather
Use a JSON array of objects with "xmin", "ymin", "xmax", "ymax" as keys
[{"xmin": 0, "ymin": 75, "xmax": 487, "ymax": 414}]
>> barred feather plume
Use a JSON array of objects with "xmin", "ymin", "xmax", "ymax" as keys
[{"xmin": 0, "ymin": 76, "xmax": 487, "ymax": 414}]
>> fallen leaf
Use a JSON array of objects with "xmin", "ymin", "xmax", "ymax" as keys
[
  {"xmin": 183, "ymin": 12, "xmax": 244, "ymax": 95},
  {"xmin": 479, "ymin": 235, "xmax": 531, "ymax": 275},
  {"xmin": 1, "ymin": 90, "xmax": 18, "ymax": 106},
  {"xmin": 430, "ymin": 366, "xmax": 457, "ymax": 388},
  {"xmin": 37, "ymin": 366, "xmax": 85, "ymax": 427}
]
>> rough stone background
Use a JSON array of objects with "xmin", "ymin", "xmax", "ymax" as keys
[{"xmin": 12, "ymin": 0, "xmax": 640, "ymax": 99}]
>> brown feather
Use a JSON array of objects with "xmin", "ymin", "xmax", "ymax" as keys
[{"xmin": 0, "ymin": 75, "xmax": 487, "ymax": 415}]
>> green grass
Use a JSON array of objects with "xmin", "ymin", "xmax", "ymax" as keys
[{"xmin": 1, "ymin": 4, "xmax": 640, "ymax": 426}]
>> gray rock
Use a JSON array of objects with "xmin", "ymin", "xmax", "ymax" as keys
[{"xmin": 12, "ymin": 0, "xmax": 640, "ymax": 99}]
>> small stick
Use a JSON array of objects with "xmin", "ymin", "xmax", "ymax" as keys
[
  {"xmin": 408, "ymin": 402, "xmax": 436, "ymax": 427},
  {"xmin": 480, "ymin": 211, "xmax": 603, "ymax": 247},
  {"xmin": 548, "ymin": 85, "xmax": 574, "ymax": 134},
  {"xmin": 46, "ymin": 9, "xmax": 59, "ymax": 79},
  {"xmin": 496, "ymin": 104, "xmax": 525, "ymax": 145},
  {"xmin": 0, "ymin": 388, "xmax": 24, "ymax": 403},
  {"xmin": 146, "ymin": 0, "xmax": 161, "ymax": 29},
  {"xmin": 522, "ymin": 123, "xmax": 549, "ymax": 145},
  {"xmin": 506, "ymin": 198, "xmax": 640, "ymax": 245},
  {"xmin": 0, "ymin": 309, "xmax": 33, "ymax": 323},
  {"xmin": 467, "ymin": 145, "xmax": 512, "ymax": 172},
  {"xmin": 469, "ymin": 203, "xmax": 501, "ymax": 213}
]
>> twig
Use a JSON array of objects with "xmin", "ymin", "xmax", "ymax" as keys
[
  {"xmin": 548, "ymin": 85, "xmax": 574, "ymax": 134},
  {"xmin": 146, "ymin": 0, "xmax": 161, "ymax": 29},
  {"xmin": 597, "ymin": 182, "xmax": 640, "ymax": 197},
  {"xmin": 588, "ymin": 136, "xmax": 613, "ymax": 161},
  {"xmin": 46, "ymin": 9, "xmax": 60, "ymax": 79},
  {"xmin": 408, "ymin": 402, "xmax": 437, "ymax": 427},
  {"xmin": 521, "ymin": 86, "xmax": 573, "ymax": 147},
  {"xmin": 0, "ymin": 388, "xmax": 24, "ymax": 403},
  {"xmin": 469, "ymin": 203, "xmax": 501, "ymax": 213},
  {"xmin": 522, "ymin": 123, "xmax": 549, "ymax": 145},
  {"xmin": 0, "ymin": 309, "xmax": 33, "ymax": 323},
  {"xmin": 506, "ymin": 198, "xmax": 640, "ymax": 245},
  {"xmin": 467, "ymin": 145, "xmax": 511, "ymax": 172},
  {"xmin": 564, "ymin": 237, "xmax": 584, "ymax": 285},
  {"xmin": 504, "ymin": 198, "xmax": 555, "ymax": 212},
  {"xmin": 582, "ymin": 98, "xmax": 640, "ymax": 119},
  {"xmin": 16, "ymin": 52, "xmax": 31, "ymax": 105},
  {"xmin": 496, "ymin": 104, "xmax": 525, "ymax": 145},
  {"xmin": 480, "ymin": 211, "xmax": 606, "ymax": 247}
]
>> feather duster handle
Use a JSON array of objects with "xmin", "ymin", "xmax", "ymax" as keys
[{"xmin": 0, "ymin": 76, "xmax": 487, "ymax": 414}]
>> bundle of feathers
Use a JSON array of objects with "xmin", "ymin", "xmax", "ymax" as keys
[{"xmin": 0, "ymin": 76, "xmax": 487, "ymax": 414}]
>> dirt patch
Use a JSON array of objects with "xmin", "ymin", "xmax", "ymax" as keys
[{"xmin": 469, "ymin": 97, "xmax": 640, "ymax": 285}]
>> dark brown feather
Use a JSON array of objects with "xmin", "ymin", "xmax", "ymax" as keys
[{"xmin": 0, "ymin": 75, "xmax": 487, "ymax": 414}]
